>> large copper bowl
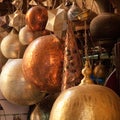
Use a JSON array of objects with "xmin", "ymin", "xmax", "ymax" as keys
[
  {"xmin": 22, "ymin": 34, "xmax": 63, "ymax": 93},
  {"xmin": 0, "ymin": 59, "xmax": 46, "ymax": 105},
  {"xmin": 25, "ymin": 5, "xmax": 48, "ymax": 31}
]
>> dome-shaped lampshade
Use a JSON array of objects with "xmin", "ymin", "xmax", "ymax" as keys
[{"xmin": 0, "ymin": 59, "xmax": 46, "ymax": 105}]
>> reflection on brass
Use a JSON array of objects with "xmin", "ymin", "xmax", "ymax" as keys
[
  {"xmin": 80, "ymin": 60, "xmax": 94, "ymax": 85},
  {"xmin": 0, "ymin": 59, "xmax": 46, "ymax": 105},
  {"xmin": 78, "ymin": 9, "xmax": 90, "ymax": 21},
  {"xmin": 50, "ymin": 83, "xmax": 120, "ymax": 120},
  {"xmin": 93, "ymin": 62, "xmax": 106, "ymax": 79},
  {"xmin": 22, "ymin": 34, "xmax": 63, "ymax": 93},
  {"xmin": 49, "ymin": 49, "xmax": 120, "ymax": 120}
]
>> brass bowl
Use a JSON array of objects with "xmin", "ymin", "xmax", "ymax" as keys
[
  {"xmin": 1, "ymin": 29, "xmax": 26, "ymax": 59},
  {"xmin": 0, "ymin": 59, "xmax": 46, "ymax": 105},
  {"xmin": 50, "ymin": 84, "xmax": 120, "ymax": 120}
]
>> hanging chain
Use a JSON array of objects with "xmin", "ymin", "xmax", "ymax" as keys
[
  {"xmin": 84, "ymin": 20, "xmax": 89, "ymax": 60},
  {"xmin": 81, "ymin": 0, "xmax": 89, "ymax": 61}
]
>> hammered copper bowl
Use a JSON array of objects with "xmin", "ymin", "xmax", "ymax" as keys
[
  {"xmin": 25, "ymin": 5, "xmax": 48, "ymax": 31},
  {"xmin": 22, "ymin": 34, "xmax": 63, "ymax": 93},
  {"xmin": 0, "ymin": 59, "xmax": 46, "ymax": 105}
]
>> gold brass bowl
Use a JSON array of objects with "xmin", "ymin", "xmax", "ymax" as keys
[{"xmin": 0, "ymin": 59, "xmax": 46, "ymax": 105}]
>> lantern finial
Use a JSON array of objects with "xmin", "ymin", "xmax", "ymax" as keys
[{"xmin": 80, "ymin": 60, "xmax": 94, "ymax": 85}]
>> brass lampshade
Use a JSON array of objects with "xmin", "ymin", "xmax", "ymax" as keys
[{"xmin": 0, "ymin": 59, "xmax": 46, "ymax": 105}]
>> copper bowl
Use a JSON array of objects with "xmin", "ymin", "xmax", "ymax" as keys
[
  {"xmin": 22, "ymin": 34, "xmax": 63, "ymax": 93},
  {"xmin": 25, "ymin": 5, "xmax": 48, "ymax": 31}
]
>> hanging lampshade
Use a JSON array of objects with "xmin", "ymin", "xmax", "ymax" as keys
[
  {"xmin": 49, "ymin": 60, "xmax": 120, "ymax": 120},
  {"xmin": 0, "ymin": 59, "xmax": 46, "ymax": 105},
  {"xmin": 0, "ymin": 29, "xmax": 26, "ymax": 58},
  {"xmin": 19, "ymin": 25, "xmax": 35, "ymax": 45},
  {"xmin": 12, "ymin": 0, "xmax": 23, "ymax": 10},
  {"xmin": 25, "ymin": 5, "xmax": 48, "ymax": 31},
  {"xmin": 29, "ymin": 0, "xmax": 38, "ymax": 6},
  {"xmin": 9, "ymin": 10, "xmax": 25, "ymax": 31},
  {"xmin": 30, "ymin": 93, "xmax": 59, "ymax": 120},
  {"xmin": 19, "ymin": 25, "xmax": 50, "ymax": 45},
  {"xmin": 22, "ymin": 34, "xmax": 63, "ymax": 93},
  {"xmin": 90, "ymin": 12, "xmax": 120, "ymax": 39},
  {"xmin": 67, "ymin": 0, "xmax": 82, "ymax": 21},
  {"xmin": 93, "ymin": 62, "xmax": 106, "ymax": 78},
  {"xmin": 0, "ymin": 48, "xmax": 8, "ymax": 73}
]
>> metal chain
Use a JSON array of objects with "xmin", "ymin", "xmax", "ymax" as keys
[{"xmin": 84, "ymin": 20, "xmax": 89, "ymax": 60}]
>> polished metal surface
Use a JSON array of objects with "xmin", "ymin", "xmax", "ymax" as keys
[
  {"xmin": 93, "ymin": 62, "xmax": 106, "ymax": 79},
  {"xmin": 80, "ymin": 60, "xmax": 94, "ymax": 85},
  {"xmin": 22, "ymin": 34, "xmax": 63, "ymax": 93},
  {"xmin": 30, "ymin": 93, "xmax": 59, "ymax": 120},
  {"xmin": 0, "ymin": 59, "xmax": 46, "ymax": 105},
  {"xmin": 25, "ymin": 5, "xmax": 48, "ymax": 31},
  {"xmin": 19, "ymin": 25, "xmax": 50, "ymax": 45},
  {"xmin": 19, "ymin": 25, "xmax": 40, "ymax": 45},
  {"xmin": 50, "ymin": 60, "xmax": 120, "ymax": 120},
  {"xmin": 50, "ymin": 84, "xmax": 120, "ymax": 120},
  {"xmin": 1, "ymin": 29, "xmax": 26, "ymax": 58},
  {"xmin": 0, "ymin": 48, "xmax": 7, "ymax": 72}
]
